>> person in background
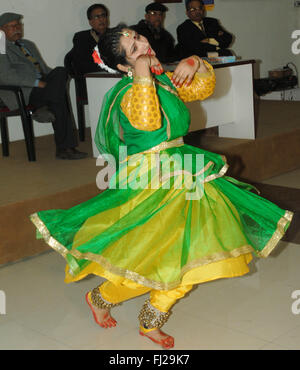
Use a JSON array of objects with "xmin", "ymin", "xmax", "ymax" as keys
[
  {"xmin": 0, "ymin": 12, "xmax": 87, "ymax": 160},
  {"xmin": 72, "ymin": 3, "xmax": 110, "ymax": 74},
  {"xmin": 177, "ymin": 0, "xmax": 233, "ymax": 58},
  {"xmin": 131, "ymin": 2, "xmax": 178, "ymax": 63}
]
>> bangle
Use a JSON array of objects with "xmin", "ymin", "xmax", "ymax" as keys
[{"xmin": 133, "ymin": 75, "xmax": 153, "ymax": 86}]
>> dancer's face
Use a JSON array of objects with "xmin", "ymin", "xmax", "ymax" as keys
[{"xmin": 119, "ymin": 29, "xmax": 155, "ymax": 67}]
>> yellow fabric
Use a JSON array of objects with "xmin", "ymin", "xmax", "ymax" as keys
[
  {"xmin": 99, "ymin": 280, "xmax": 150, "ymax": 304},
  {"xmin": 99, "ymin": 280, "xmax": 193, "ymax": 312},
  {"xmin": 150, "ymin": 284, "xmax": 194, "ymax": 312},
  {"xmin": 65, "ymin": 177, "xmax": 253, "ymax": 291},
  {"xmin": 165, "ymin": 61, "xmax": 216, "ymax": 102},
  {"xmin": 66, "ymin": 252, "xmax": 252, "ymax": 312},
  {"xmin": 139, "ymin": 325, "xmax": 158, "ymax": 333},
  {"xmin": 121, "ymin": 81, "xmax": 161, "ymax": 131},
  {"xmin": 120, "ymin": 63, "xmax": 215, "ymax": 131},
  {"xmin": 85, "ymin": 252, "xmax": 252, "ymax": 313},
  {"xmin": 64, "ymin": 176, "xmax": 254, "ymax": 291},
  {"xmin": 120, "ymin": 64, "xmax": 215, "ymax": 130}
]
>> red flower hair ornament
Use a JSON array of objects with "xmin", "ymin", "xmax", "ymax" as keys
[{"xmin": 92, "ymin": 46, "xmax": 118, "ymax": 74}]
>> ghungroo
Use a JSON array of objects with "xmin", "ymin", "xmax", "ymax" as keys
[
  {"xmin": 138, "ymin": 299, "xmax": 170, "ymax": 329},
  {"xmin": 90, "ymin": 285, "xmax": 118, "ymax": 310}
]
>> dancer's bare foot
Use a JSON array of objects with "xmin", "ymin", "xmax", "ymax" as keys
[
  {"xmin": 85, "ymin": 292, "xmax": 117, "ymax": 328},
  {"xmin": 139, "ymin": 327, "xmax": 174, "ymax": 349}
]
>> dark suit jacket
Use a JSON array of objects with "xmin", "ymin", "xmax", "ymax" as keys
[
  {"xmin": 131, "ymin": 20, "xmax": 178, "ymax": 63},
  {"xmin": 72, "ymin": 29, "xmax": 103, "ymax": 74},
  {"xmin": 0, "ymin": 39, "xmax": 52, "ymax": 109},
  {"xmin": 176, "ymin": 18, "xmax": 233, "ymax": 58}
]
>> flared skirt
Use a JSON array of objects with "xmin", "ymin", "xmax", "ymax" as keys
[{"xmin": 30, "ymin": 144, "xmax": 293, "ymax": 290}]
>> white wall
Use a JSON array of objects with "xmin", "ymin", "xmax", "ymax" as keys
[
  {"xmin": 1, "ymin": 0, "xmax": 299, "ymax": 142},
  {"xmin": 210, "ymin": 0, "xmax": 300, "ymax": 77}
]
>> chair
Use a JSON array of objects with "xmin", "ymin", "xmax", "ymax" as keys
[
  {"xmin": 0, "ymin": 85, "xmax": 36, "ymax": 161},
  {"xmin": 64, "ymin": 49, "xmax": 87, "ymax": 142}
]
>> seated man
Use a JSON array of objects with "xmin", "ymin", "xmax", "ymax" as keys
[
  {"xmin": 0, "ymin": 12, "xmax": 87, "ymax": 160},
  {"xmin": 131, "ymin": 2, "xmax": 177, "ymax": 63},
  {"xmin": 72, "ymin": 3, "xmax": 109, "ymax": 74},
  {"xmin": 177, "ymin": 0, "xmax": 233, "ymax": 58}
]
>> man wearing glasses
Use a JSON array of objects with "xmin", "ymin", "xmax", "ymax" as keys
[
  {"xmin": 72, "ymin": 4, "xmax": 110, "ymax": 74},
  {"xmin": 131, "ymin": 2, "xmax": 177, "ymax": 63},
  {"xmin": 177, "ymin": 0, "xmax": 233, "ymax": 58},
  {"xmin": 0, "ymin": 12, "xmax": 87, "ymax": 160}
]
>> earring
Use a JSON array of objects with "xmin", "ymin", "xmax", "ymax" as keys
[{"xmin": 127, "ymin": 67, "xmax": 133, "ymax": 79}]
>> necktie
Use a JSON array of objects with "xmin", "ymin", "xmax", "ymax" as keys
[
  {"xmin": 15, "ymin": 40, "xmax": 43, "ymax": 74},
  {"xmin": 90, "ymin": 30, "xmax": 99, "ymax": 43},
  {"xmin": 198, "ymin": 21, "xmax": 206, "ymax": 36}
]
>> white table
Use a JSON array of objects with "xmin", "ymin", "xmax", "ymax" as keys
[{"xmin": 85, "ymin": 60, "xmax": 256, "ymax": 158}]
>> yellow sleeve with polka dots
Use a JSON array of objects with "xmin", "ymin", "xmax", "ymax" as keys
[
  {"xmin": 165, "ymin": 60, "xmax": 216, "ymax": 103},
  {"xmin": 121, "ymin": 76, "xmax": 161, "ymax": 131}
]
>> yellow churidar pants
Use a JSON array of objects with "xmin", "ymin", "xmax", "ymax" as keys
[
  {"xmin": 66, "ymin": 253, "xmax": 253, "ymax": 314},
  {"xmin": 99, "ymin": 281, "xmax": 194, "ymax": 313}
]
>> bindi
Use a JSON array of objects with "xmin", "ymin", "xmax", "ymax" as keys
[{"xmin": 120, "ymin": 31, "xmax": 130, "ymax": 37}]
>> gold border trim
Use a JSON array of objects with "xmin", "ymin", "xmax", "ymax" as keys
[
  {"xmin": 160, "ymin": 104, "xmax": 171, "ymax": 139},
  {"xmin": 141, "ymin": 137, "xmax": 184, "ymax": 154},
  {"xmin": 204, "ymin": 155, "xmax": 229, "ymax": 183},
  {"xmin": 133, "ymin": 75, "xmax": 154, "ymax": 86},
  {"xmin": 155, "ymin": 79, "xmax": 179, "ymax": 97},
  {"xmin": 257, "ymin": 210, "xmax": 294, "ymax": 258},
  {"xmin": 30, "ymin": 213, "xmax": 68, "ymax": 258},
  {"xmin": 161, "ymin": 160, "xmax": 214, "ymax": 183},
  {"xmin": 30, "ymin": 206, "xmax": 293, "ymax": 290},
  {"xmin": 120, "ymin": 137, "xmax": 184, "ymax": 164}
]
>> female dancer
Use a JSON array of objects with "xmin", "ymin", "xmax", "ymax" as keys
[{"xmin": 31, "ymin": 24, "xmax": 293, "ymax": 349}]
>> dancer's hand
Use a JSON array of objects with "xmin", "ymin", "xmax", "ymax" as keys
[
  {"xmin": 148, "ymin": 55, "xmax": 164, "ymax": 75},
  {"xmin": 134, "ymin": 55, "xmax": 163, "ymax": 77},
  {"xmin": 172, "ymin": 56, "xmax": 207, "ymax": 87}
]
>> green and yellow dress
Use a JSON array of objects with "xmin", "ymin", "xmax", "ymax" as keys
[{"xmin": 30, "ymin": 62, "xmax": 293, "ymax": 300}]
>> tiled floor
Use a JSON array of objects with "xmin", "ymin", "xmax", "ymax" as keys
[{"xmin": 0, "ymin": 169, "xmax": 300, "ymax": 350}]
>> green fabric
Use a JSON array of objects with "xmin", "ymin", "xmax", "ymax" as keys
[
  {"xmin": 95, "ymin": 74, "xmax": 190, "ymax": 160},
  {"xmin": 94, "ymin": 76, "xmax": 132, "ymax": 163},
  {"xmin": 31, "ymin": 73, "xmax": 293, "ymax": 289}
]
